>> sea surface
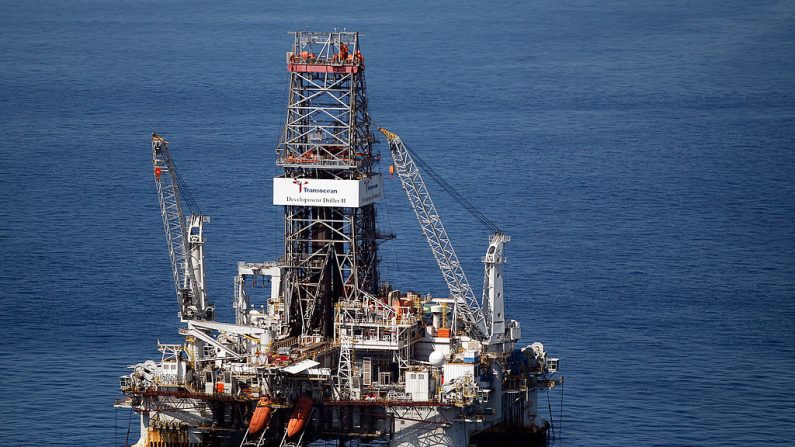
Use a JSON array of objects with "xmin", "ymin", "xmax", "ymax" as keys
[{"xmin": 1, "ymin": 1, "xmax": 794, "ymax": 446}]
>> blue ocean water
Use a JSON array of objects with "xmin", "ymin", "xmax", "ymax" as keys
[{"xmin": 1, "ymin": 0, "xmax": 794, "ymax": 445}]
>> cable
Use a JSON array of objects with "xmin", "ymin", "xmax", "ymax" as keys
[
  {"xmin": 156, "ymin": 136, "xmax": 203, "ymax": 216},
  {"xmin": 546, "ymin": 388, "xmax": 555, "ymax": 440},
  {"xmin": 379, "ymin": 169, "xmax": 401, "ymax": 278},
  {"xmin": 559, "ymin": 378, "xmax": 564, "ymax": 441},
  {"xmin": 174, "ymin": 168, "xmax": 202, "ymax": 215},
  {"xmin": 400, "ymin": 140, "xmax": 501, "ymax": 234},
  {"xmin": 124, "ymin": 407, "xmax": 133, "ymax": 447}
]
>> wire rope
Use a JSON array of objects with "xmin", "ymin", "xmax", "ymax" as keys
[{"xmin": 400, "ymin": 139, "xmax": 501, "ymax": 234}]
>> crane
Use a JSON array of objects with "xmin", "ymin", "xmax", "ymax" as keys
[
  {"xmin": 151, "ymin": 133, "xmax": 213, "ymax": 321},
  {"xmin": 379, "ymin": 128, "xmax": 488, "ymax": 340}
]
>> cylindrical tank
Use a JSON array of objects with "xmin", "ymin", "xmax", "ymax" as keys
[
  {"xmin": 430, "ymin": 305, "xmax": 442, "ymax": 328},
  {"xmin": 261, "ymin": 329, "xmax": 273, "ymax": 347}
]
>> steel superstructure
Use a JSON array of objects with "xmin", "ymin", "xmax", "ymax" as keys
[
  {"xmin": 276, "ymin": 32, "xmax": 381, "ymax": 338},
  {"xmin": 379, "ymin": 128, "xmax": 487, "ymax": 341},
  {"xmin": 118, "ymin": 32, "xmax": 563, "ymax": 447},
  {"xmin": 152, "ymin": 134, "xmax": 212, "ymax": 321}
]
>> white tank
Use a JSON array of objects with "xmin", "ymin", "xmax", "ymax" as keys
[
  {"xmin": 430, "ymin": 305, "xmax": 443, "ymax": 328},
  {"xmin": 429, "ymin": 350, "xmax": 446, "ymax": 367}
]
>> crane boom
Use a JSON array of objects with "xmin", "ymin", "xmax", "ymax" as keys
[
  {"xmin": 379, "ymin": 128, "xmax": 486, "ymax": 340},
  {"xmin": 151, "ymin": 133, "xmax": 212, "ymax": 321}
]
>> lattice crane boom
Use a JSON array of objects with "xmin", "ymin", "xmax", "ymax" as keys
[
  {"xmin": 151, "ymin": 133, "xmax": 212, "ymax": 321},
  {"xmin": 379, "ymin": 128, "xmax": 487, "ymax": 340}
]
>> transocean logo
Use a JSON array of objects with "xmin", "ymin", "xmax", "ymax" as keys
[
  {"xmin": 293, "ymin": 179, "xmax": 338, "ymax": 194},
  {"xmin": 293, "ymin": 179, "xmax": 308, "ymax": 193}
]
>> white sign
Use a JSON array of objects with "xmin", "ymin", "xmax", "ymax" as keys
[{"xmin": 273, "ymin": 174, "xmax": 383, "ymax": 208}]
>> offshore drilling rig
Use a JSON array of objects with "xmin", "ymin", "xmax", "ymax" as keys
[{"xmin": 117, "ymin": 31, "xmax": 562, "ymax": 447}]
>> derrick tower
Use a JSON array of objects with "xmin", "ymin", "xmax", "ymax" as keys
[{"xmin": 274, "ymin": 31, "xmax": 382, "ymax": 337}]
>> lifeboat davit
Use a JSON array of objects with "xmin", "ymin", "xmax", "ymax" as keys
[
  {"xmin": 286, "ymin": 395, "xmax": 313, "ymax": 438},
  {"xmin": 247, "ymin": 396, "xmax": 273, "ymax": 435}
]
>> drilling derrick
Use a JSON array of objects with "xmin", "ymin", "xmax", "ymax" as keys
[{"xmin": 275, "ymin": 32, "xmax": 381, "ymax": 337}]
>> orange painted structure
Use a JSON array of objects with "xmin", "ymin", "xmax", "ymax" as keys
[
  {"xmin": 286, "ymin": 395, "xmax": 313, "ymax": 438},
  {"xmin": 248, "ymin": 396, "xmax": 273, "ymax": 435}
]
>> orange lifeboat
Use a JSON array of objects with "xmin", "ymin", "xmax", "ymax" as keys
[
  {"xmin": 247, "ymin": 396, "xmax": 272, "ymax": 435},
  {"xmin": 286, "ymin": 395, "xmax": 313, "ymax": 438}
]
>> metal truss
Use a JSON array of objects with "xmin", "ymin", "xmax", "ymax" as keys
[
  {"xmin": 379, "ymin": 129, "xmax": 487, "ymax": 340},
  {"xmin": 151, "ymin": 134, "xmax": 211, "ymax": 321},
  {"xmin": 336, "ymin": 335, "xmax": 354, "ymax": 399},
  {"xmin": 277, "ymin": 32, "xmax": 374, "ymax": 171},
  {"xmin": 283, "ymin": 207, "xmax": 357, "ymax": 335},
  {"xmin": 388, "ymin": 407, "xmax": 456, "ymax": 447},
  {"xmin": 234, "ymin": 262, "xmax": 275, "ymax": 325},
  {"xmin": 278, "ymin": 31, "xmax": 379, "ymax": 338}
]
